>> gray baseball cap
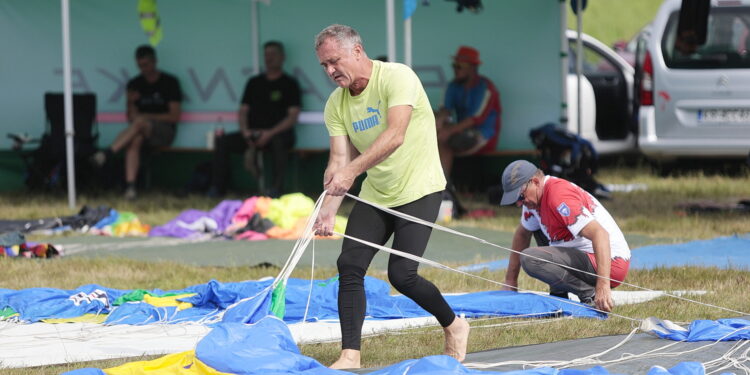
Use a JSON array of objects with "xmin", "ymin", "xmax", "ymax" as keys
[{"xmin": 500, "ymin": 160, "xmax": 538, "ymax": 205}]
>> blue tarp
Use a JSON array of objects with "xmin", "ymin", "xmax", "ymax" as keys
[
  {"xmin": 0, "ymin": 276, "xmax": 602, "ymax": 324},
  {"xmin": 629, "ymin": 235, "xmax": 750, "ymax": 270},
  {"xmin": 459, "ymin": 235, "xmax": 750, "ymax": 272},
  {"xmin": 62, "ymin": 316, "xmax": 714, "ymax": 375}
]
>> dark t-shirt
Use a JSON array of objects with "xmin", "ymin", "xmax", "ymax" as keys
[
  {"xmin": 241, "ymin": 73, "xmax": 301, "ymax": 143},
  {"xmin": 126, "ymin": 72, "xmax": 183, "ymax": 123}
]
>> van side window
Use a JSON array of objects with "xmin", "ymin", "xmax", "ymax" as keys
[
  {"xmin": 662, "ymin": 8, "xmax": 750, "ymax": 69},
  {"xmin": 568, "ymin": 45, "xmax": 619, "ymax": 74}
]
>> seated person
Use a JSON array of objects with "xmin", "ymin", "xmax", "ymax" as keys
[
  {"xmin": 93, "ymin": 45, "xmax": 183, "ymax": 199},
  {"xmin": 435, "ymin": 46, "xmax": 501, "ymax": 177},
  {"xmin": 208, "ymin": 41, "xmax": 301, "ymax": 198},
  {"xmin": 498, "ymin": 160, "xmax": 631, "ymax": 312}
]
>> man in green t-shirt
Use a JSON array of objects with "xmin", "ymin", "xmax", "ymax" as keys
[{"xmin": 312, "ymin": 24, "xmax": 470, "ymax": 369}]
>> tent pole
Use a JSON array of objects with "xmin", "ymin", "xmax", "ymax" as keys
[
  {"xmin": 386, "ymin": 0, "xmax": 396, "ymax": 62},
  {"xmin": 61, "ymin": 0, "xmax": 76, "ymax": 209},
  {"xmin": 575, "ymin": 0, "xmax": 583, "ymax": 136},
  {"xmin": 251, "ymin": 0, "xmax": 260, "ymax": 76},
  {"xmin": 404, "ymin": 17, "xmax": 412, "ymax": 67},
  {"xmin": 560, "ymin": 0, "xmax": 568, "ymax": 127}
]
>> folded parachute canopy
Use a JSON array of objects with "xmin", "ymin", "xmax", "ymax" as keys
[
  {"xmin": 641, "ymin": 317, "xmax": 750, "ymax": 342},
  {"xmin": 0, "ymin": 276, "xmax": 603, "ymax": 325}
]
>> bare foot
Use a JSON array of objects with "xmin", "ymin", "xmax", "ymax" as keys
[
  {"xmin": 329, "ymin": 349, "xmax": 361, "ymax": 369},
  {"xmin": 443, "ymin": 316, "xmax": 470, "ymax": 362}
]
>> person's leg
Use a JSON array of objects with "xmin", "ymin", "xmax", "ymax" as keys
[
  {"xmin": 124, "ymin": 134, "xmax": 144, "ymax": 185},
  {"xmin": 388, "ymin": 191, "xmax": 453, "ymax": 324},
  {"xmin": 243, "ymin": 143, "xmax": 260, "ymax": 179},
  {"xmin": 266, "ymin": 135, "xmax": 291, "ymax": 196},
  {"xmin": 388, "ymin": 191, "xmax": 470, "ymax": 361},
  {"xmin": 438, "ymin": 140, "xmax": 455, "ymax": 177},
  {"xmin": 112, "ymin": 117, "xmax": 151, "ymax": 153},
  {"xmin": 529, "ymin": 231, "xmax": 568, "ymax": 298},
  {"xmin": 520, "ymin": 246, "xmax": 598, "ymax": 302},
  {"xmin": 92, "ymin": 118, "xmax": 150, "ymax": 168},
  {"xmin": 331, "ymin": 201, "xmax": 391, "ymax": 369},
  {"xmin": 211, "ymin": 132, "xmax": 246, "ymax": 195}
]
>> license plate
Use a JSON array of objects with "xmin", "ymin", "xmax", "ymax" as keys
[{"xmin": 697, "ymin": 109, "xmax": 750, "ymax": 123}]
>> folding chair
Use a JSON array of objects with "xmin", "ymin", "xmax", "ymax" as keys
[{"xmin": 13, "ymin": 93, "xmax": 98, "ymax": 190}]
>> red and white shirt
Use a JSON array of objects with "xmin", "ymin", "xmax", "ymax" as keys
[{"xmin": 520, "ymin": 176, "xmax": 631, "ymax": 260}]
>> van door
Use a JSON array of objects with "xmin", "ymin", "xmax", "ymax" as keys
[{"xmin": 569, "ymin": 41, "xmax": 632, "ymax": 141}]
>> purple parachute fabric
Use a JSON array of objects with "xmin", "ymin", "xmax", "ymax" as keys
[{"xmin": 149, "ymin": 200, "xmax": 242, "ymax": 238}]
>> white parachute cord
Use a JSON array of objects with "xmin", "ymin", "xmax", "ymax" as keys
[
  {"xmin": 465, "ymin": 328, "xmax": 668, "ymax": 369},
  {"xmin": 467, "ymin": 322, "xmax": 750, "ymax": 370},
  {"xmin": 302, "ymin": 237, "xmax": 316, "ymax": 324},
  {"xmin": 468, "ymin": 315, "xmax": 570, "ymax": 330},
  {"xmin": 386, "ymin": 313, "xmax": 569, "ymax": 335},
  {"xmin": 272, "ymin": 192, "xmax": 326, "ymax": 290},
  {"xmin": 345, "ymin": 193, "xmax": 750, "ymax": 317},
  {"xmin": 334, "ymin": 231, "xmax": 640, "ymax": 322},
  {"xmin": 705, "ymin": 340, "xmax": 750, "ymax": 375},
  {"xmin": 219, "ymin": 192, "xmax": 325, "ymax": 322},
  {"xmin": 466, "ymin": 311, "xmax": 567, "ymax": 325},
  {"xmin": 557, "ymin": 327, "xmax": 643, "ymax": 368},
  {"xmin": 468, "ymin": 327, "xmax": 642, "ymax": 369}
]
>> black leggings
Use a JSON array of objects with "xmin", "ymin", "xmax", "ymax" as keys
[{"xmin": 337, "ymin": 191, "xmax": 456, "ymax": 350}]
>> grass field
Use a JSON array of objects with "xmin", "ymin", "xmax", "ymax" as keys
[
  {"xmin": 566, "ymin": 0, "xmax": 663, "ymax": 47},
  {"xmin": 1, "ymin": 164, "xmax": 749, "ymax": 374}
]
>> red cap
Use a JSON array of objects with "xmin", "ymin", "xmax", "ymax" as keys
[{"xmin": 453, "ymin": 46, "xmax": 481, "ymax": 65}]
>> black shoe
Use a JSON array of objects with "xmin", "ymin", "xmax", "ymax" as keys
[{"xmin": 579, "ymin": 295, "xmax": 596, "ymax": 308}]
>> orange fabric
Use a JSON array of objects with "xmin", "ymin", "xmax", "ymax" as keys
[{"xmin": 254, "ymin": 197, "xmax": 273, "ymax": 217}]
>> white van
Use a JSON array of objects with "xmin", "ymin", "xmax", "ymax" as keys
[{"xmin": 637, "ymin": 0, "xmax": 750, "ymax": 160}]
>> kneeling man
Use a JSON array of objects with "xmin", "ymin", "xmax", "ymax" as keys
[{"xmin": 499, "ymin": 160, "xmax": 630, "ymax": 312}]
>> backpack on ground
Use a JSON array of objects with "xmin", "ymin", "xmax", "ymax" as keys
[{"xmin": 529, "ymin": 123, "xmax": 610, "ymax": 199}]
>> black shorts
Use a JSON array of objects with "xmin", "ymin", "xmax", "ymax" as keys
[{"xmin": 147, "ymin": 121, "xmax": 176, "ymax": 148}]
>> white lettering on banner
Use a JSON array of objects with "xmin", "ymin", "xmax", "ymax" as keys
[{"xmin": 52, "ymin": 65, "xmax": 446, "ymax": 106}]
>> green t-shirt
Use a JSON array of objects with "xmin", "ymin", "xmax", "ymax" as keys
[{"xmin": 324, "ymin": 60, "xmax": 446, "ymax": 207}]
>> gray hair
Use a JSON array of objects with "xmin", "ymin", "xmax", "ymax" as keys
[{"xmin": 314, "ymin": 24, "xmax": 363, "ymax": 52}]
